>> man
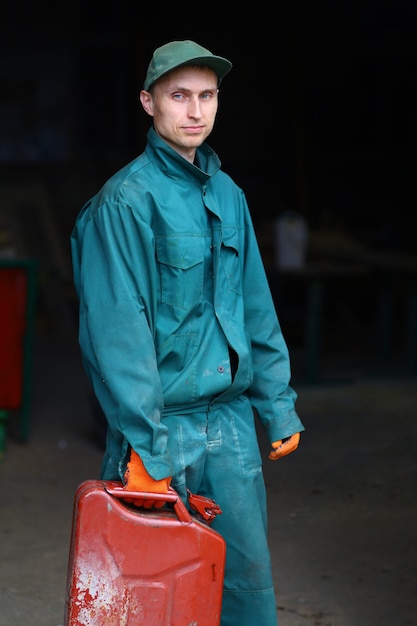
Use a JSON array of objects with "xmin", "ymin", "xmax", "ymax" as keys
[{"xmin": 71, "ymin": 39, "xmax": 304, "ymax": 626}]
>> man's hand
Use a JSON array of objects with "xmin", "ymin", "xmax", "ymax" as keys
[
  {"xmin": 269, "ymin": 432, "xmax": 300, "ymax": 461},
  {"xmin": 123, "ymin": 448, "xmax": 171, "ymax": 508}
]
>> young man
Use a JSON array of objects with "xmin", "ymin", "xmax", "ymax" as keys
[{"xmin": 71, "ymin": 39, "xmax": 304, "ymax": 626}]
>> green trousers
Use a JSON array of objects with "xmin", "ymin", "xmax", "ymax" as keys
[{"xmin": 164, "ymin": 394, "xmax": 278, "ymax": 626}]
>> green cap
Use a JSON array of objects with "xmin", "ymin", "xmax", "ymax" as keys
[{"xmin": 143, "ymin": 40, "xmax": 232, "ymax": 91}]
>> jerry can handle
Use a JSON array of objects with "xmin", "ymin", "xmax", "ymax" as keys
[{"xmin": 104, "ymin": 483, "xmax": 193, "ymax": 524}]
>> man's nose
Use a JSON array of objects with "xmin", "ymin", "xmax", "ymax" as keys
[{"xmin": 188, "ymin": 97, "xmax": 202, "ymax": 117}]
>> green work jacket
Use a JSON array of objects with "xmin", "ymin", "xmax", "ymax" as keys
[{"xmin": 71, "ymin": 127, "xmax": 304, "ymax": 480}]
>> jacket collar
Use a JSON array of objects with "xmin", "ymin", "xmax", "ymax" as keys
[{"xmin": 146, "ymin": 126, "xmax": 221, "ymax": 184}]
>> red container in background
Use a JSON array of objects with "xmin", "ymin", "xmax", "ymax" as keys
[
  {"xmin": 64, "ymin": 480, "xmax": 226, "ymax": 626},
  {"xmin": 0, "ymin": 267, "xmax": 27, "ymax": 409}
]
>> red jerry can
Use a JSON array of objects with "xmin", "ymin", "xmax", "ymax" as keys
[{"xmin": 64, "ymin": 480, "xmax": 226, "ymax": 626}]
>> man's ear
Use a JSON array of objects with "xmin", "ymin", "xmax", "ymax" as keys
[{"xmin": 139, "ymin": 90, "xmax": 154, "ymax": 116}]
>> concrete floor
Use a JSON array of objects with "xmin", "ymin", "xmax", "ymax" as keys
[{"xmin": 0, "ymin": 321, "xmax": 416, "ymax": 626}]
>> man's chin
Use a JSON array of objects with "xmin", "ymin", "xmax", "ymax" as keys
[{"xmin": 182, "ymin": 135, "xmax": 206, "ymax": 148}]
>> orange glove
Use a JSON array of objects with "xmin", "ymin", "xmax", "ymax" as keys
[
  {"xmin": 123, "ymin": 448, "xmax": 171, "ymax": 509},
  {"xmin": 269, "ymin": 432, "xmax": 300, "ymax": 461}
]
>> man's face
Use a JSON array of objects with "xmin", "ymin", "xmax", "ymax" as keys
[{"xmin": 140, "ymin": 65, "xmax": 219, "ymax": 162}]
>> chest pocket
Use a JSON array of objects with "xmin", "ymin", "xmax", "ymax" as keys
[
  {"xmin": 220, "ymin": 228, "xmax": 243, "ymax": 295},
  {"xmin": 156, "ymin": 236, "xmax": 204, "ymax": 309}
]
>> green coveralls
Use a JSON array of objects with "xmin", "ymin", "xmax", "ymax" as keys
[{"xmin": 71, "ymin": 127, "xmax": 305, "ymax": 626}]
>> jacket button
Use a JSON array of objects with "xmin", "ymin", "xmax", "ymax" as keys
[{"xmin": 217, "ymin": 365, "xmax": 225, "ymax": 373}]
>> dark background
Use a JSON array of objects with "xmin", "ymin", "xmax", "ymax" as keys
[
  {"xmin": 1, "ymin": 9, "xmax": 416, "ymax": 626},
  {"xmin": 1, "ymin": 0, "xmax": 417, "ymax": 377}
]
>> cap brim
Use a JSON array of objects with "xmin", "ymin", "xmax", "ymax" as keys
[{"xmin": 174, "ymin": 55, "xmax": 232, "ymax": 80}]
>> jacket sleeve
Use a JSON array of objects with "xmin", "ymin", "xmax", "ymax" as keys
[
  {"xmin": 71, "ymin": 198, "xmax": 172, "ymax": 481},
  {"xmin": 240, "ymin": 195, "xmax": 305, "ymax": 444}
]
